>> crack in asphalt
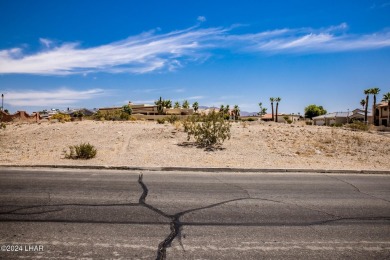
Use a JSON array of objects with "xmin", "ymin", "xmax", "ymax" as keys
[
  {"xmin": 213, "ymin": 175, "xmax": 341, "ymax": 219},
  {"xmin": 324, "ymin": 174, "xmax": 390, "ymax": 204},
  {"xmin": 1, "ymin": 173, "xmax": 389, "ymax": 260}
]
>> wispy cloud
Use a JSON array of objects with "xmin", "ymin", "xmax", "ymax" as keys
[
  {"xmin": 0, "ymin": 26, "xmax": 226, "ymax": 75},
  {"xmin": 197, "ymin": 16, "xmax": 206, "ymax": 22},
  {"xmin": 183, "ymin": 95, "xmax": 205, "ymax": 100},
  {"xmin": 1, "ymin": 23, "xmax": 390, "ymax": 75},
  {"xmin": 39, "ymin": 38, "xmax": 53, "ymax": 48},
  {"xmin": 4, "ymin": 88, "xmax": 105, "ymax": 106}
]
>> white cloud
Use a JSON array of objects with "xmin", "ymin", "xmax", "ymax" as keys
[
  {"xmin": 39, "ymin": 38, "xmax": 53, "ymax": 48},
  {"xmin": 236, "ymin": 23, "xmax": 390, "ymax": 53},
  {"xmin": 184, "ymin": 96, "xmax": 205, "ymax": 100},
  {"xmin": 1, "ymin": 23, "xmax": 390, "ymax": 75},
  {"xmin": 197, "ymin": 16, "xmax": 206, "ymax": 22},
  {"xmin": 0, "ymin": 26, "xmax": 225, "ymax": 75},
  {"xmin": 4, "ymin": 88, "xmax": 105, "ymax": 106}
]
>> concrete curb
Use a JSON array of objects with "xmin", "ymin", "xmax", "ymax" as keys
[{"xmin": 0, "ymin": 164, "xmax": 389, "ymax": 174}]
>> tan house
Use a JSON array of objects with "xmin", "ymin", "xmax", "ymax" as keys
[
  {"xmin": 374, "ymin": 102, "xmax": 389, "ymax": 126},
  {"xmin": 98, "ymin": 102, "xmax": 193, "ymax": 116},
  {"xmin": 260, "ymin": 113, "xmax": 302, "ymax": 123},
  {"xmin": 313, "ymin": 108, "xmax": 372, "ymax": 126}
]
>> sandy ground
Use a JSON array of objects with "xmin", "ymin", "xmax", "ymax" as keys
[{"xmin": 0, "ymin": 120, "xmax": 389, "ymax": 170}]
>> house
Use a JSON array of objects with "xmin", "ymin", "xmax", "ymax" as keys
[
  {"xmin": 374, "ymin": 102, "xmax": 389, "ymax": 126},
  {"xmin": 98, "ymin": 102, "xmax": 193, "ymax": 116},
  {"xmin": 313, "ymin": 111, "xmax": 352, "ymax": 126},
  {"xmin": 260, "ymin": 113, "xmax": 303, "ymax": 123},
  {"xmin": 312, "ymin": 109, "xmax": 369, "ymax": 126}
]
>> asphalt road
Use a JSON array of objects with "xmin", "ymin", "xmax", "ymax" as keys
[{"xmin": 0, "ymin": 167, "xmax": 389, "ymax": 259}]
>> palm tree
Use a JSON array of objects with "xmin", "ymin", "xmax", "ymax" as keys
[
  {"xmin": 182, "ymin": 100, "xmax": 190, "ymax": 109},
  {"xmin": 219, "ymin": 105, "xmax": 225, "ymax": 115},
  {"xmin": 232, "ymin": 105, "xmax": 240, "ymax": 120},
  {"xmin": 382, "ymin": 92, "xmax": 390, "ymax": 126},
  {"xmin": 364, "ymin": 89, "xmax": 370, "ymax": 123},
  {"xmin": 270, "ymin": 97, "xmax": 275, "ymax": 121},
  {"xmin": 275, "ymin": 97, "xmax": 281, "ymax": 122},
  {"xmin": 192, "ymin": 102, "xmax": 199, "ymax": 113},
  {"xmin": 224, "ymin": 105, "xmax": 230, "ymax": 116},
  {"xmin": 163, "ymin": 100, "xmax": 172, "ymax": 109},
  {"xmin": 360, "ymin": 99, "xmax": 366, "ymax": 110},
  {"xmin": 174, "ymin": 101, "xmax": 180, "ymax": 109},
  {"xmin": 370, "ymin": 87, "xmax": 380, "ymax": 125},
  {"xmin": 258, "ymin": 102, "xmax": 267, "ymax": 117}
]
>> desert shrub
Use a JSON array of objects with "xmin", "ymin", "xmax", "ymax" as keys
[
  {"xmin": 331, "ymin": 123, "xmax": 343, "ymax": 127},
  {"xmin": 173, "ymin": 120, "xmax": 182, "ymax": 131},
  {"xmin": 183, "ymin": 110, "xmax": 231, "ymax": 147},
  {"xmin": 305, "ymin": 121, "xmax": 313, "ymax": 125},
  {"xmin": 166, "ymin": 115, "xmax": 180, "ymax": 124},
  {"xmin": 156, "ymin": 118, "xmax": 166, "ymax": 124},
  {"xmin": 51, "ymin": 113, "xmax": 71, "ymax": 122},
  {"xmin": 129, "ymin": 116, "xmax": 137, "ymax": 121},
  {"xmin": 0, "ymin": 122, "xmax": 6, "ymax": 129},
  {"xmin": 121, "ymin": 105, "xmax": 132, "ymax": 115},
  {"xmin": 65, "ymin": 143, "xmax": 97, "ymax": 159},
  {"xmin": 286, "ymin": 119, "xmax": 293, "ymax": 124},
  {"xmin": 94, "ymin": 110, "xmax": 130, "ymax": 121},
  {"xmin": 347, "ymin": 121, "xmax": 369, "ymax": 131},
  {"xmin": 242, "ymin": 118, "xmax": 256, "ymax": 122}
]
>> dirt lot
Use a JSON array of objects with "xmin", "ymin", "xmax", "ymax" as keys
[{"xmin": 0, "ymin": 120, "xmax": 389, "ymax": 170}]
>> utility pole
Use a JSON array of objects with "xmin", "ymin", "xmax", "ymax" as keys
[{"xmin": 1, "ymin": 94, "xmax": 3, "ymax": 111}]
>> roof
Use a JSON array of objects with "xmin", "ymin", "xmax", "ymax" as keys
[{"xmin": 313, "ymin": 111, "xmax": 353, "ymax": 120}]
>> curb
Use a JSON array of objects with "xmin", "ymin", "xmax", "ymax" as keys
[{"xmin": 0, "ymin": 165, "xmax": 389, "ymax": 174}]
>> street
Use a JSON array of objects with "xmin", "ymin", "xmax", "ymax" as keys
[{"xmin": 0, "ymin": 167, "xmax": 389, "ymax": 259}]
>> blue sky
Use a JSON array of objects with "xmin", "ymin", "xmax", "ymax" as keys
[{"xmin": 1, "ymin": 0, "xmax": 390, "ymax": 114}]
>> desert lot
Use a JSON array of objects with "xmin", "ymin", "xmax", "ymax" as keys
[{"xmin": 0, "ymin": 120, "xmax": 389, "ymax": 170}]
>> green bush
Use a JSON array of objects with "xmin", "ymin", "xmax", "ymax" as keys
[
  {"xmin": 156, "ymin": 118, "xmax": 166, "ymax": 124},
  {"xmin": 242, "ymin": 118, "xmax": 256, "ymax": 122},
  {"xmin": 305, "ymin": 121, "xmax": 313, "ymax": 125},
  {"xmin": 286, "ymin": 119, "xmax": 293, "ymax": 124},
  {"xmin": 51, "ymin": 113, "xmax": 71, "ymax": 122},
  {"xmin": 183, "ymin": 110, "xmax": 231, "ymax": 147},
  {"xmin": 0, "ymin": 122, "xmax": 6, "ymax": 129},
  {"xmin": 347, "ymin": 121, "xmax": 369, "ymax": 131},
  {"xmin": 331, "ymin": 123, "xmax": 343, "ymax": 127},
  {"xmin": 65, "ymin": 143, "xmax": 97, "ymax": 159},
  {"xmin": 166, "ymin": 115, "xmax": 180, "ymax": 124},
  {"xmin": 94, "ymin": 110, "xmax": 130, "ymax": 121}
]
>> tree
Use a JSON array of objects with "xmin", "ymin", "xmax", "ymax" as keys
[
  {"xmin": 275, "ymin": 97, "xmax": 281, "ymax": 122},
  {"xmin": 155, "ymin": 97, "xmax": 164, "ymax": 115},
  {"xmin": 183, "ymin": 110, "xmax": 231, "ymax": 148},
  {"xmin": 304, "ymin": 104, "xmax": 327, "ymax": 119},
  {"xmin": 224, "ymin": 105, "xmax": 230, "ymax": 117},
  {"xmin": 382, "ymin": 92, "xmax": 390, "ymax": 126},
  {"xmin": 232, "ymin": 105, "xmax": 240, "ymax": 120},
  {"xmin": 163, "ymin": 100, "xmax": 172, "ymax": 109},
  {"xmin": 219, "ymin": 105, "xmax": 225, "ymax": 115},
  {"xmin": 270, "ymin": 98, "xmax": 275, "ymax": 121},
  {"xmin": 258, "ymin": 102, "xmax": 267, "ymax": 117},
  {"xmin": 121, "ymin": 105, "xmax": 132, "ymax": 115},
  {"xmin": 370, "ymin": 87, "xmax": 380, "ymax": 125},
  {"xmin": 192, "ymin": 102, "xmax": 199, "ymax": 113},
  {"xmin": 182, "ymin": 100, "xmax": 190, "ymax": 109},
  {"xmin": 364, "ymin": 89, "xmax": 370, "ymax": 123},
  {"xmin": 174, "ymin": 101, "xmax": 180, "ymax": 109},
  {"xmin": 360, "ymin": 99, "xmax": 366, "ymax": 110}
]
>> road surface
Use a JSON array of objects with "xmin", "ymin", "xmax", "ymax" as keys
[{"xmin": 0, "ymin": 167, "xmax": 389, "ymax": 259}]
